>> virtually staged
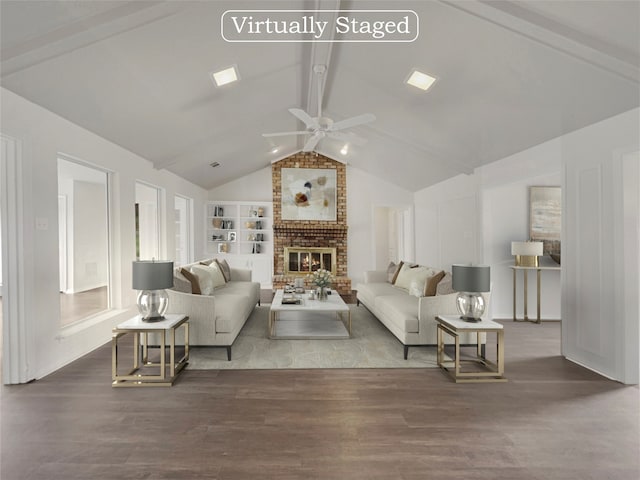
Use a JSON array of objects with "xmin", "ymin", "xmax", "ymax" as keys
[{"xmin": 0, "ymin": 1, "xmax": 639, "ymax": 479}]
